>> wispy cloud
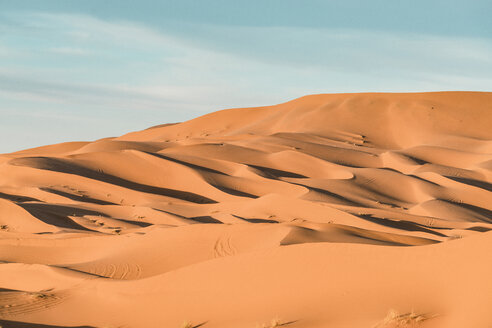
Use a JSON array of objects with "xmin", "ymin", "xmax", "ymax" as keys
[
  {"xmin": 174, "ymin": 24, "xmax": 492, "ymax": 83},
  {"xmin": 48, "ymin": 47, "xmax": 93, "ymax": 56},
  {"xmin": 0, "ymin": 44, "xmax": 19, "ymax": 57}
]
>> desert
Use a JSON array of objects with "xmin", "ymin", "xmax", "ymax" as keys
[{"xmin": 0, "ymin": 91, "xmax": 491, "ymax": 327}]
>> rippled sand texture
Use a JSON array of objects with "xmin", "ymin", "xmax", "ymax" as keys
[{"xmin": 0, "ymin": 92, "xmax": 491, "ymax": 327}]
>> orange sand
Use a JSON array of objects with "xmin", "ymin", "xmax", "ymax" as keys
[{"xmin": 0, "ymin": 92, "xmax": 491, "ymax": 328}]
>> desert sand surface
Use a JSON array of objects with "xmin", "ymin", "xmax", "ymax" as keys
[{"xmin": 0, "ymin": 92, "xmax": 491, "ymax": 328}]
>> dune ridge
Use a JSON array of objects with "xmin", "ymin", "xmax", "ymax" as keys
[{"xmin": 0, "ymin": 92, "xmax": 491, "ymax": 327}]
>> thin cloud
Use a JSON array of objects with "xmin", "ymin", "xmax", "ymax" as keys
[{"xmin": 49, "ymin": 47, "xmax": 93, "ymax": 56}]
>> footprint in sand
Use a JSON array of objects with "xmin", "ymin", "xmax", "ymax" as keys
[
  {"xmin": 86, "ymin": 263, "xmax": 142, "ymax": 280},
  {"xmin": 213, "ymin": 235, "xmax": 237, "ymax": 258},
  {"xmin": 0, "ymin": 289, "xmax": 67, "ymax": 317}
]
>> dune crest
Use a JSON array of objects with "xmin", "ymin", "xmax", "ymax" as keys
[{"xmin": 1, "ymin": 92, "xmax": 491, "ymax": 327}]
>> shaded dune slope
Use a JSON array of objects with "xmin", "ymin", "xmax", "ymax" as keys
[{"xmin": 0, "ymin": 92, "xmax": 491, "ymax": 327}]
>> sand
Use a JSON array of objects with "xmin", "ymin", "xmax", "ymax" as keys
[{"xmin": 0, "ymin": 91, "xmax": 491, "ymax": 328}]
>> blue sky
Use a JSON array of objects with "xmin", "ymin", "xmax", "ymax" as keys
[{"xmin": 1, "ymin": 1, "xmax": 491, "ymax": 153}]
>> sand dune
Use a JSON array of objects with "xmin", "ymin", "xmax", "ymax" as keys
[{"xmin": 0, "ymin": 92, "xmax": 491, "ymax": 327}]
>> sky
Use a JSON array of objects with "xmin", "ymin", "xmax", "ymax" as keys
[{"xmin": 1, "ymin": 0, "xmax": 491, "ymax": 153}]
